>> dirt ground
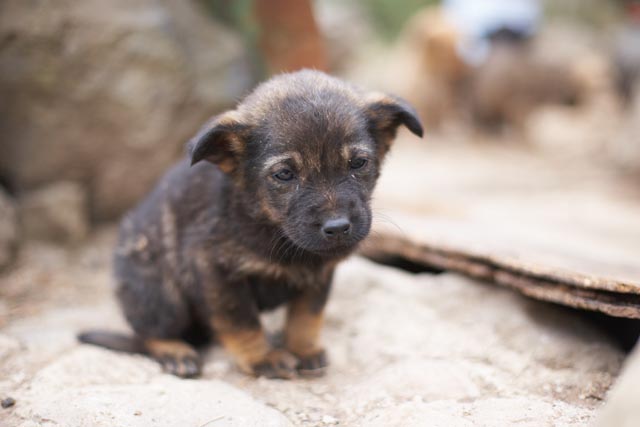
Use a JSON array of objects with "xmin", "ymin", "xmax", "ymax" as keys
[{"xmin": 0, "ymin": 223, "xmax": 625, "ymax": 426}]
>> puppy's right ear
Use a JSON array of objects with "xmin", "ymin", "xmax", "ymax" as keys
[
  {"xmin": 188, "ymin": 112, "xmax": 249, "ymax": 173},
  {"xmin": 363, "ymin": 93, "xmax": 423, "ymax": 157}
]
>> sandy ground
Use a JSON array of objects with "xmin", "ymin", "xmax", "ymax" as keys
[{"xmin": 0, "ymin": 227, "xmax": 624, "ymax": 426}]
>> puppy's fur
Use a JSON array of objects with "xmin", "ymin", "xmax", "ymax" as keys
[{"xmin": 79, "ymin": 70, "xmax": 423, "ymax": 378}]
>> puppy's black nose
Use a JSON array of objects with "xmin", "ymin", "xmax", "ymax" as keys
[{"xmin": 321, "ymin": 217, "xmax": 351, "ymax": 238}]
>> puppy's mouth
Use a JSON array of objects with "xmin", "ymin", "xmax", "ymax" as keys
[
  {"xmin": 284, "ymin": 223, "xmax": 371, "ymax": 258},
  {"xmin": 305, "ymin": 242, "xmax": 361, "ymax": 257}
]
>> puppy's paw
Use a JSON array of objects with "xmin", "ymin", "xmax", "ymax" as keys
[
  {"xmin": 157, "ymin": 353, "xmax": 202, "ymax": 378},
  {"xmin": 145, "ymin": 339, "xmax": 202, "ymax": 378},
  {"xmin": 295, "ymin": 348, "xmax": 328, "ymax": 377},
  {"xmin": 250, "ymin": 349, "xmax": 299, "ymax": 379}
]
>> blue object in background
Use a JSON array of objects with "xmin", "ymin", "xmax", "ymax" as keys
[{"xmin": 443, "ymin": 0, "xmax": 541, "ymax": 65}]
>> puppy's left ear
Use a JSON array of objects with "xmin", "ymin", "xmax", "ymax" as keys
[{"xmin": 363, "ymin": 93, "xmax": 423, "ymax": 155}]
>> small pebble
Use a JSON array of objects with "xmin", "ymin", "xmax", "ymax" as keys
[
  {"xmin": 322, "ymin": 414, "xmax": 338, "ymax": 424},
  {"xmin": 1, "ymin": 397, "xmax": 16, "ymax": 409}
]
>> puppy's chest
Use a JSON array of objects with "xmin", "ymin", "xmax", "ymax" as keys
[
  {"xmin": 248, "ymin": 275, "xmax": 300, "ymax": 311},
  {"xmin": 241, "ymin": 260, "xmax": 326, "ymax": 311},
  {"xmin": 236, "ymin": 257, "xmax": 323, "ymax": 288}
]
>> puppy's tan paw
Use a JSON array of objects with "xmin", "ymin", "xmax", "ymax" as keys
[
  {"xmin": 157, "ymin": 354, "xmax": 202, "ymax": 378},
  {"xmin": 145, "ymin": 339, "xmax": 202, "ymax": 378},
  {"xmin": 250, "ymin": 349, "xmax": 299, "ymax": 379},
  {"xmin": 296, "ymin": 348, "xmax": 328, "ymax": 377}
]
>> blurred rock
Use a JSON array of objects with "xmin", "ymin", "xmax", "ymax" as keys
[
  {"xmin": 594, "ymin": 341, "xmax": 640, "ymax": 427},
  {"xmin": 20, "ymin": 181, "xmax": 89, "ymax": 244},
  {"xmin": 525, "ymin": 106, "xmax": 600, "ymax": 155},
  {"xmin": 525, "ymin": 91, "xmax": 621, "ymax": 157},
  {"xmin": 315, "ymin": 0, "xmax": 373, "ymax": 74},
  {"xmin": 2, "ymin": 252, "xmax": 623, "ymax": 425},
  {"xmin": 0, "ymin": 0, "xmax": 251, "ymax": 221},
  {"xmin": 14, "ymin": 372, "xmax": 291, "ymax": 427},
  {"xmin": 609, "ymin": 84, "xmax": 640, "ymax": 172},
  {"xmin": 613, "ymin": 22, "xmax": 640, "ymax": 103},
  {"xmin": 0, "ymin": 187, "xmax": 18, "ymax": 270}
]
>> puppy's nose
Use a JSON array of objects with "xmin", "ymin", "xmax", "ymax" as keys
[{"xmin": 321, "ymin": 217, "xmax": 351, "ymax": 238}]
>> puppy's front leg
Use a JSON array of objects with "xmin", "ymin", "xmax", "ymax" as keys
[
  {"xmin": 209, "ymin": 281, "xmax": 298, "ymax": 379},
  {"xmin": 285, "ymin": 280, "xmax": 332, "ymax": 376}
]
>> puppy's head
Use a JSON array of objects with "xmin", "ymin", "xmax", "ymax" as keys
[{"xmin": 190, "ymin": 70, "xmax": 422, "ymax": 258}]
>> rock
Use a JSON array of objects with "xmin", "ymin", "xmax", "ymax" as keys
[
  {"xmin": 0, "ymin": 187, "xmax": 18, "ymax": 270},
  {"xmin": 14, "ymin": 375, "xmax": 291, "ymax": 427},
  {"xmin": 608, "ymin": 84, "xmax": 640, "ymax": 173},
  {"xmin": 314, "ymin": 0, "xmax": 373, "ymax": 74},
  {"xmin": 321, "ymin": 414, "xmax": 338, "ymax": 425},
  {"xmin": 20, "ymin": 181, "xmax": 88, "ymax": 244},
  {"xmin": 1, "ymin": 397, "xmax": 16, "ymax": 409},
  {"xmin": 1, "ymin": 243, "xmax": 624, "ymax": 426},
  {"xmin": 524, "ymin": 103, "xmax": 617, "ymax": 157},
  {"xmin": 0, "ymin": 0, "xmax": 252, "ymax": 221},
  {"xmin": 613, "ymin": 23, "xmax": 640, "ymax": 103},
  {"xmin": 594, "ymin": 343, "xmax": 640, "ymax": 427}
]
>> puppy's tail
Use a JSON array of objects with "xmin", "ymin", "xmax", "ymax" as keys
[{"xmin": 78, "ymin": 330, "xmax": 147, "ymax": 354}]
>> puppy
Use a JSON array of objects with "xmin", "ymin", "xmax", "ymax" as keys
[{"xmin": 79, "ymin": 70, "xmax": 423, "ymax": 379}]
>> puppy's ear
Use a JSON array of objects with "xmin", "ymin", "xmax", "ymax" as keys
[
  {"xmin": 363, "ymin": 93, "xmax": 423, "ymax": 155},
  {"xmin": 188, "ymin": 112, "xmax": 249, "ymax": 173}
]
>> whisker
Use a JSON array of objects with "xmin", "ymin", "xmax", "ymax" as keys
[{"xmin": 372, "ymin": 210, "xmax": 407, "ymax": 237}]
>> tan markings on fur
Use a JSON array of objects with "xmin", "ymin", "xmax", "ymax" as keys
[
  {"xmin": 324, "ymin": 188, "xmax": 337, "ymax": 210},
  {"xmin": 362, "ymin": 92, "xmax": 397, "ymax": 152},
  {"xmin": 161, "ymin": 200, "xmax": 177, "ymax": 270},
  {"xmin": 219, "ymin": 132, "xmax": 245, "ymax": 173},
  {"xmin": 361, "ymin": 92, "xmax": 393, "ymax": 109},
  {"xmin": 262, "ymin": 152, "xmax": 302, "ymax": 172},
  {"xmin": 257, "ymin": 153, "xmax": 305, "ymax": 223},
  {"xmin": 217, "ymin": 158, "xmax": 237, "ymax": 174},
  {"xmin": 306, "ymin": 147, "xmax": 323, "ymax": 174},
  {"xmin": 285, "ymin": 298, "xmax": 324, "ymax": 357},
  {"xmin": 160, "ymin": 201, "xmax": 183, "ymax": 305},
  {"xmin": 259, "ymin": 191, "xmax": 281, "ymax": 223},
  {"xmin": 217, "ymin": 329, "xmax": 271, "ymax": 371},
  {"xmin": 202, "ymin": 239, "xmax": 337, "ymax": 289},
  {"xmin": 343, "ymin": 142, "xmax": 375, "ymax": 159},
  {"xmin": 207, "ymin": 111, "xmax": 246, "ymax": 171},
  {"xmin": 144, "ymin": 338, "xmax": 198, "ymax": 359},
  {"xmin": 228, "ymin": 133, "xmax": 246, "ymax": 156},
  {"xmin": 217, "ymin": 110, "xmax": 243, "ymax": 126},
  {"xmin": 234, "ymin": 256, "xmax": 323, "ymax": 289},
  {"xmin": 236, "ymin": 257, "xmax": 287, "ymax": 278}
]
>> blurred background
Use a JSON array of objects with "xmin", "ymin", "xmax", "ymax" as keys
[{"xmin": 1, "ymin": 0, "xmax": 639, "ymax": 258}]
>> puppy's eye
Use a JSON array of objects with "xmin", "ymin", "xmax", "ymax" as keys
[
  {"xmin": 273, "ymin": 168, "xmax": 295, "ymax": 181},
  {"xmin": 349, "ymin": 157, "xmax": 368, "ymax": 169}
]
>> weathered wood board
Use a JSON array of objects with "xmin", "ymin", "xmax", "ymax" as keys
[{"xmin": 362, "ymin": 140, "xmax": 640, "ymax": 318}]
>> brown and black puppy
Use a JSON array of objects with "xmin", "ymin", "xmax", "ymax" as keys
[{"xmin": 79, "ymin": 70, "xmax": 422, "ymax": 379}]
